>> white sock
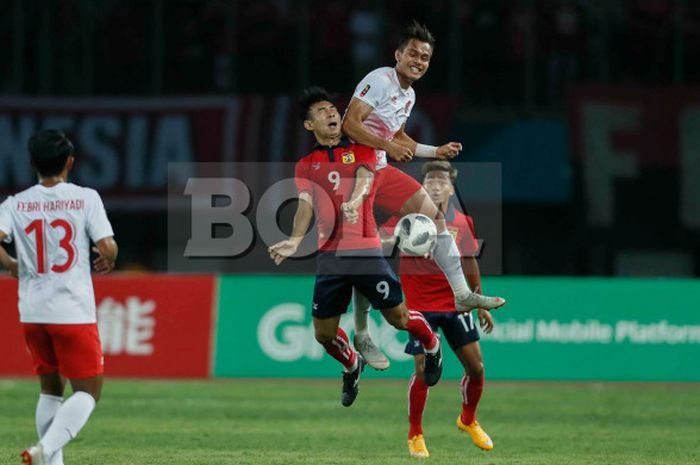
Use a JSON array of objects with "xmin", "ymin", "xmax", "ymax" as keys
[
  {"xmin": 352, "ymin": 288, "xmax": 372, "ymax": 337},
  {"xmin": 40, "ymin": 391, "xmax": 96, "ymax": 458},
  {"xmin": 36, "ymin": 394, "xmax": 65, "ymax": 465},
  {"xmin": 432, "ymin": 230, "xmax": 470, "ymax": 296},
  {"xmin": 344, "ymin": 356, "xmax": 359, "ymax": 373},
  {"xmin": 36, "ymin": 394, "xmax": 62, "ymax": 438}
]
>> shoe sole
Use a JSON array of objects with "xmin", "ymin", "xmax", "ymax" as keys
[{"xmin": 364, "ymin": 359, "xmax": 390, "ymax": 371}]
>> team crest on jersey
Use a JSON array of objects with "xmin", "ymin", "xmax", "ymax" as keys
[
  {"xmin": 448, "ymin": 227, "xmax": 459, "ymax": 242},
  {"xmin": 341, "ymin": 152, "xmax": 355, "ymax": 164},
  {"xmin": 360, "ymin": 84, "xmax": 371, "ymax": 97}
]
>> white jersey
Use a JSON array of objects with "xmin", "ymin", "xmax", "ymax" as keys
[
  {"xmin": 351, "ymin": 66, "xmax": 416, "ymax": 170},
  {"xmin": 0, "ymin": 182, "xmax": 114, "ymax": 324}
]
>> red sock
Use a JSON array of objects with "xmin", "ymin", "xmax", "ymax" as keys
[
  {"xmin": 460, "ymin": 374, "xmax": 484, "ymax": 425},
  {"xmin": 408, "ymin": 374, "xmax": 429, "ymax": 438},
  {"xmin": 321, "ymin": 327, "xmax": 357, "ymax": 370},
  {"xmin": 407, "ymin": 311, "xmax": 437, "ymax": 350}
]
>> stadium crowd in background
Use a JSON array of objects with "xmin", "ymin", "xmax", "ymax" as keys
[{"xmin": 3, "ymin": 0, "xmax": 700, "ymax": 105}]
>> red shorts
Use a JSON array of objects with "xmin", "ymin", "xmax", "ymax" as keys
[
  {"xmin": 23, "ymin": 323, "xmax": 104, "ymax": 379},
  {"xmin": 374, "ymin": 165, "xmax": 423, "ymax": 215}
]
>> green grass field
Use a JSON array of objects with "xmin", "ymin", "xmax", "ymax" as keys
[{"xmin": 1, "ymin": 378, "xmax": 699, "ymax": 465}]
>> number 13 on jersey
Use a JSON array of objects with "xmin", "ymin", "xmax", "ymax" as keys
[{"xmin": 24, "ymin": 218, "xmax": 77, "ymax": 273}]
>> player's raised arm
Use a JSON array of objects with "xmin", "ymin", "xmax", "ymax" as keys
[
  {"xmin": 92, "ymin": 237, "xmax": 118, "ymax": 274},
  {"xmin": 341, "ymin": 166, "xmax": 374, "ymax": 224},
  {"xmin": 343, "ymin": 98, "xmax": 413, "ymax": 162},
  {"xmin": 393, "ymin": 124, "xmax": 462, "ymax": 160},
  {"xmin": 269, "ymin": 192, "xmax": 313, "ymax": 265}
]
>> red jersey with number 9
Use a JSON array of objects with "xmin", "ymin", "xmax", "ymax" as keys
[
  {"xmin": 0, "ymin": 183, "xmax": 114, "ymax": 324},
  {"xmin": 295, "ymin": 139, "xmax": 381, "ymax": 251}
]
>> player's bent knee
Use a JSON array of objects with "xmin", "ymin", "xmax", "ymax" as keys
[
  {"xmin": 414, "ymin": 357, "xmax": 426, "ymax": 381},
  {"xmin": 469, "ymin": 362, "xmax": 485, "ymax": 378},
  {"xmin": 71, "ymin": 376, "xmax": 103, "ymax": 403},
  {"xmin": 381, "ymin": 306, "xmax": 408, "ymax": 330},
  {"xmin": 314, "ymin": 329, "xmax": 335, "ymax": 345}
]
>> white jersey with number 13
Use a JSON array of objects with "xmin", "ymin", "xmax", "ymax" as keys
[{"xmin": 0, "ymin": 182, "xmax": 114, "ymax": 324}]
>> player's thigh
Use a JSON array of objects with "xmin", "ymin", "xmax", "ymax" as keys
[
  {"xmin": 398, "ymin": 186, "xmax": 441, "ymax": 221},
  {"xmin": 23, "ymin": 323, "xmax": 60, "ymax": 377},
  {"xmin": 351, "ymin": 270, "xmax": 403, "ymax": 313},
  {"xmin": 47, "ymin": 323, "xmax": 104, "ymax": 380},
  {"xmin": 312, "ymin": 274, "xmax": 353, "ymax": 321},
  {"xmin": 444, "ymin": 313, "xmax": 484, "ymax": 375},
  {"xmin": 374, "ymin": 166, "xmax": 424, "ymax": 216}
]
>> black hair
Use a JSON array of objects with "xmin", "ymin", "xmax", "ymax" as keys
[
  {"xmin": 28, "ymin": 130, "xmax": 74, "ymax": 177},
  {"xmin": 398, "ymin": 20, "xmax": 436, "ymax": 51},
  {"xmin": 422, "ymin": 160, "xmax": 458, "ymax": 181},
  {"xmin": 299, "ymin": 86, "xmax": 333, "ymax": 121}
]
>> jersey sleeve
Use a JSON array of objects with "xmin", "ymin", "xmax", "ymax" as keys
[
  {"xmin": 460, "ymin": 216, "xmax": 480, "ymax": 257},
  {"xmin": 352, "ymin": 70, "xmax": 390, "ymax": 109},
  {"xmin": 354, "ymin": 145, "xmax": 377, "ymax": 172},
  {"xmin": 294, "ymin": 158, "xmax": 313, "ymax": 195},
  {"xmin": 86, "ymin": 189, "xmax": 114, "ymax": 242},
  {"xmin": 0, "ymin": 197, "xmax": 14, "ymax": 241}
]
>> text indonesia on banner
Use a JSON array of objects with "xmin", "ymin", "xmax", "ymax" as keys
[
  {"xmin": 0, "ymin": 275, "xmax": 215, "ymax": 378},
  {"xmin": 0, "ymin": 96, "xmax": 455, "ymax": 210}
]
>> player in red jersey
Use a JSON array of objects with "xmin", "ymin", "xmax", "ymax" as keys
[
  {"xmin": 269, "ymin": 87, "xmax": 444, "ymax": 406},
  {"xmin": 0, "ymin": 130, "xmax": 118, "ymax": 465},
  {"xmin": 342, "ymin": 21, "xmax": 505, "ymax": 370},
  {"xmin": 381, "ymin": 161, "xmax": 496, "ymax": 458}
]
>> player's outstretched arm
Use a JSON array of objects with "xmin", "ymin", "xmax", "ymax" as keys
[
  {"xmin": 341, "ymin": 167, "xmax": 374, "ymax": 224},
  {"xmin": 462, "ymin": 255, "xmax": 494, "ymax": 333},
  {"xmin": 0, "ymin": 231, "xmax": 18, "ymax": 278},
  {"xmin": 269, "ymin": 193, "xmax": 313, "ymax": 265},
  {"xmin": 92, "ymin": 237, "xmax": 118, "ymax": 274},
  {"xmin": 392, "ymin": 124, "xmax": 462, "ymax": 160},
  {"xmin": 342, "ymin": 98, "xmax": 413, "ymax": 162}
]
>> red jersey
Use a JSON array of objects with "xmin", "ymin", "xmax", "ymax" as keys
[
  {"xmin": 382, "ymin": 206, "xmax": 479, "ymax": 312},
  {"xmin": 295, "ymin": 139, "xmax": 381, "ymax": 251}
]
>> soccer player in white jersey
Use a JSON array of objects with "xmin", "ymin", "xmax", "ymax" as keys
[
  {"xmin": 341, "ymin": 21, "xmax": 505, "ymax": 369},
  {"xmin": 0, "ymin": 130, "xmax": 118, "ymax": 465}
]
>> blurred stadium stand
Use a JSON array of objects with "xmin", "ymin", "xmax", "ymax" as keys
[{"xmin": 0, "ymin": 0, "xmax": 698, "ymax": 276}]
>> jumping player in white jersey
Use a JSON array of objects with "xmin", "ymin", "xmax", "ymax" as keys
[
  {"xmin": 0, "ymin": 130, "xmax": 118, "ymax": 465},
  {"xmin": 341, "ymin": 21, "xmax": 506, "ymax": 369}
]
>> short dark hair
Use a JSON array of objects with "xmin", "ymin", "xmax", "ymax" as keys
[
  {"xmin": 422, "ymin": 160, "xmax": 458, "ymax": 182},
  {"xmin": 398, "ymin": 20, "xmax": 436, "ymax": 51},
  {"xmin": 28, "ymin": 130, "xmax": 74, "ymax": 177},
  {"xmin": 299, "ymin": 86, "xmax": 333, "ymax": 121}
]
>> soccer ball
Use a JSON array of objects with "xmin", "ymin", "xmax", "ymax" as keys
[{"xmin": 394, "ymin": 213, "xmax": 437, "ymax": 257}]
